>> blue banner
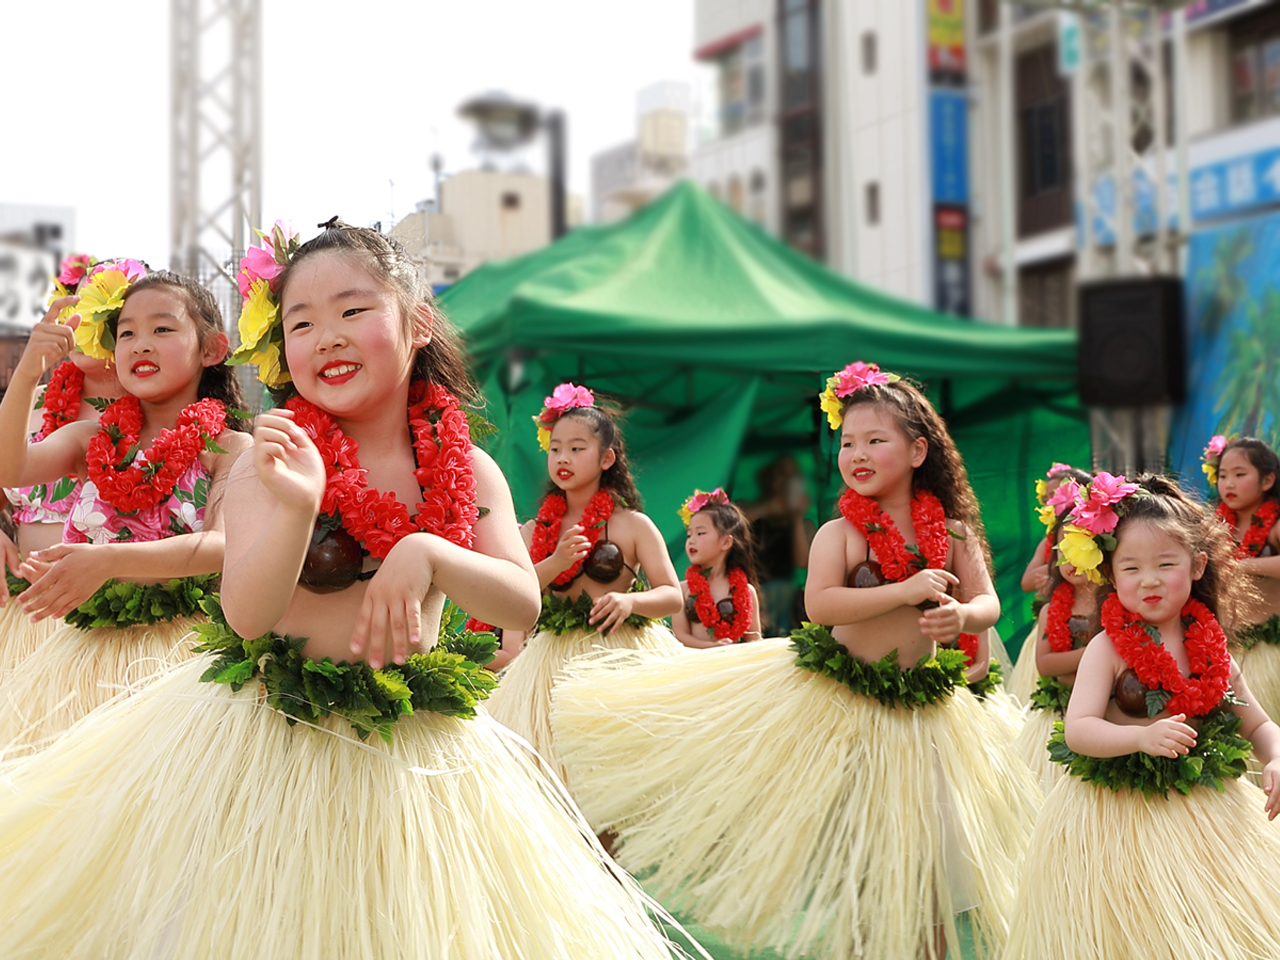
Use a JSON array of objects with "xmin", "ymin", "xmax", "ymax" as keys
[{"xmin": 930, "ymin": 90, "xmax": 969, "ymax": 206}]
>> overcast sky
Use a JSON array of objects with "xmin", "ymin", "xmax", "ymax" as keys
[{"xmin": 2, "ymin": 0, "xmax": 700, "ymax": 269}]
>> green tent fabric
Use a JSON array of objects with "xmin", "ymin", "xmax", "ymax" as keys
[{"xmin": 441, "ymin": 181, "xmax": 1088, "ymax": 647}]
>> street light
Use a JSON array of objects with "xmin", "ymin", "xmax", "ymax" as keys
[{"xmin": 457, "ymin": 91, "xmax": 567, "ymax": 240}]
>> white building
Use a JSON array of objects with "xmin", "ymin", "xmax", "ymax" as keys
[{"xmin": 592, "ymin": 81, "xmax": 693, "ymax": 223}]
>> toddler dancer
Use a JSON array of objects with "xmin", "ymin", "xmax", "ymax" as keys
[{"xmin": 672, "ymin": 488, "xmax": 762, "ymax": 647}]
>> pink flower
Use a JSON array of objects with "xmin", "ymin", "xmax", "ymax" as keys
[
  {"xmin": 89, "ymin": 258, "xmax": 147, "ymax": 282},
  {"xmin": 57, "ymin": 253, "xmax": 95, "ymax": 287},
  {"xmin": 1203, "ymin": 435, "xmax": 1227, "ymax": 460},
  {"xmin": 539, "ymin": 383, "xmax": 595, "ymax": 422},
  {"xmin": 1089, "ymin": 472, "xmax": 1140, "ymax": 506},
  {"xmin": 832, "ymin": 361, "xmax": 891, "ymax": 398},
  {"xmin": 1068, "ymin": 472, "xmax": 1139, "ymax": 535},
  {"xmin": 688, "ymin": 488, "xmax": 728, "ymax": 514},
  {"xmin": 237, "ymin": 244, "xmax": 286, "ymax": 300},
  {"xmin": 1046, "ymin": 462, "xmax": 1073, "ymax": 478},
  {"xmin": 1046, "ymin": 478, "xmax": 1081, "ymax": 515}
]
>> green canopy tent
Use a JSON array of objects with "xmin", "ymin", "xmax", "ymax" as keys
[{"xmin": 439, "ymin": 181, "xmax": 1088, "ymax": 646}]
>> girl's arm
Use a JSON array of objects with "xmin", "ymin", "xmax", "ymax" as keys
[
  {"xmin": 1020, "ymin": 539, "xmax": 1050, "ymax": 593},
  {"xmin": 588, "ymin": 511, "xmax": 683, "ymax": 634},
  {"xmin": 0, "ymin": 527, "xmax": 19, "ymax": 605},
  {"xmin": 533, "ymin": 521, "xmax": 590, "ymax": 590},
  {"xmin": 804, "ymin": 519, "xmax": 958, "ymax": 625},
  {"xmin": 1237, "ymin": 520, "xmax": 1280, "ymax": 577},
  {"xmin": 672, "ymin": 581, "xmax": 714, "ymax": 648},
  {"xmin": 1064, "ymin": 632, "xmax": 1198, "ymax": 758},
  {"xmin": 919, "ymin": 522, "xmax": 999, "ymax": 642},
  {"xmin": 1226, "ymin": 661, "xmax": 1280, "ymax": 818},
  {"xmin": 1034, "ymin": 603, "xmax": 1087, "ymax": 678},
  {"xmin": 745, "ymin": 584, "xmax": 764, "ymax": 640},
  {"xmin": 350, "ymin": 448, "xmax": 541, "ymax": 668},
  {"xmin": 18, "ymin": 435, "xmax": 253, "ymax": 621}
]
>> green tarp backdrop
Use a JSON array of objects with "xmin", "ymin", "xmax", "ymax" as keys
[{"xmin": 440, "ymin": 181, "xmax": 1088, "ymax": 647}]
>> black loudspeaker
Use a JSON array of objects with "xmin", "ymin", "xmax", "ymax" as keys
[{"xmin": 1077, "ymin": 277, "xmax": 1186, "ymax": 406}]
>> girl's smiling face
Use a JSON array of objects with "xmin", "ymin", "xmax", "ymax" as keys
[
  {"xmin": 1218, "ymin": 447, "xmax": 1274, "ymax": 512},
  {"xmin": 281, "ymin": 251, "xmax": 429, "ymax": 419},
  {"xmin": 837, "ymin": 403, "xmax": 927, "ymax": 498},
  {"xmin": 1110, "ymin": 519, "xmax": 1206, "ymax": 626},
  {"xmin": 114, "ymin": 288, "xmax": 210, "ymax": 403}
]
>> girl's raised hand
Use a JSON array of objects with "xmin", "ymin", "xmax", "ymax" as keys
[
  {"xmin": 1262, "ymin": 760, "xmax": 1280, "ymax": 820},
  {"xmin": 16, "ymin": 297, "xmax": 80, "ymax": 381},
  {"xmin": 17, "ymin": 542, "xmax": 109, "ymax": 621},
  {"xmin": 589, "ymin": 590, "xmax": 635, "ymax": 635},
  {"xmin": 550, "ymin": 524, "xmax": 590, "ymax": 573},
  {"xmin": 900, "ymin": 567, "xmax": 959, "ymax": 608},
  {"xmin": 1135, "ymin": 714, "xmax": 1197, "ymax": 759},
  {"xmin": 919, "ymin": 593, "xmax": 965, "ymax": 643},
  {"xmin": 252, "ymin": 410, "xmax": 325, "ymax": 514},
  {"xmin": 349, "ymin": 536, "xmax": 434, "ymax": 670}
]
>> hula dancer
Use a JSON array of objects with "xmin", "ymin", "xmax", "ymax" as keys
[
  {"xmin": 672, "ymin": 488, "xmax": 762, "ymax": 647},
  {"xmin": 551, "ymin": 362, "xmax": 1041, "ymax": 960}
]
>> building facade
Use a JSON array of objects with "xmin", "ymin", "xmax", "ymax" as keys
[{"xmin": 592, "ymin": 81, "xmax": 692, "ymax": 223}]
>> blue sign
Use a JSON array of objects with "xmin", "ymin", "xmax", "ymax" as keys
[{"xmin": 929, "ymin": 90, "xmax": 969, "ymax": 206}]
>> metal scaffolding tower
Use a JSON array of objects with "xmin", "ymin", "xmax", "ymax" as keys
[{"xmin": 170, "ymin": 0, "xmax": 262, "ymax": 283}]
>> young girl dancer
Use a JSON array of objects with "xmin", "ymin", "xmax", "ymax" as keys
[
  {"xmin": 551, "ymin": 361, "xmax": 1041, "ymax": 960},
  {"xmin": 0, "ymin": 254, "xmax": 123, "ymax": 670},
  {"xmin": 485, "ymin": 383, "xmax": 682, "ymax": 779},
  {"xmin": 0, "ymin": 221, "xmax": 700, "ymax": 959},
  {"xmin": 0, "ymin": 263, "xmax": 249, "ymax": 754},
  {"xmin": 1008, "ymin": 463, "xmax": 1092, "ymax": 703},
  {"xmin": 1011, "ymin": 480, "xmax": 1105, "ymax": 789},
  {"xmin": 1206, "ymin": 435, "xmax": 1280, "ymax": 720},
  {"xmin": 672, "ymin": 488, "xmax": 762, "ymax": 647},
  {"xmin": 1004, "ymin": 473, "xmax": 1280, "ymax": 960}
]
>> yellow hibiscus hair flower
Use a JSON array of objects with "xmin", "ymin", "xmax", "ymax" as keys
[
  {"xmin": 819, "ymin": 381, "xmax": 844, "ymax": 430},
  {"xmin": 1058, "ymin": 524, "xmax": 1106, "ymax": 585},
  {"xmin": 72, "ymin": 269, "xmax": 131, "ymax": 361}
]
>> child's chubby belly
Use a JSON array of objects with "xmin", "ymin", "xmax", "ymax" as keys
[
  {"xmin": 831, "ymin": 604, "xmax": 938, "ymax": 671},
  {"xmin": 271, "ymin": 579, "xmax": 447, "ymax": 665}
]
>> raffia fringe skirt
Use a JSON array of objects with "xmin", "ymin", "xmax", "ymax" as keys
[
  {"xmin": 550, "ymin": 637, "xmax": 1043, "ymax": 960},
  {"xmin": 1011, "ymin": 707, "xmax": 1060, "ymax": 792},
  {"xmin": 0, "ymin": 617, "xmax": 198, "ymax": 759},
  {"xmin": 1005, "ymin": 623, "xmax": 1040, "ymax": 706},
  {"xmin": 0, "ymin": 600, "xmax": 59, "ymax": 673},
  {"xmin": 1240, "ymin": 639, "xmax": 1280, "ymax": 726},
  {"xmin": 1002, "ymin": 774, "xmax": 1280, "ymax": 960},
  {"xmin": 487, "ymin": 620, "xmax": 681, "ymax": 782},
  {"xmin": 0, "ymin": 656, "xmax": 697, "ymax": 960}
]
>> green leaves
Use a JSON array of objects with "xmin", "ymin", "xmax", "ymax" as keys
[
  {"xmin": 967, "ymin": 658, "xmax": 1004, "ymax": 700},
  {"xmin": 790, "ymin": 622, "xmax": 968, "ymax": 709},
  {"xmin": 1028, "ymin": 675, "xmax": 1073, "ymax": 715},
  {"xmin": 1145, "ymin": 687, "xmax": 1173, "ymax": 718},
  {"xmin": 1236, "ymin": 614, "xmax": 1280, "ymax": 651},
  {"xmin": 1047, "ymin": 708, "xmax": 1252, "ymax": 797},
  {"xmin": 65, "ymin": 574, "xmax": 219, "ymax": 629},
  {"xmin": 536, "ymin": 592, "xmax": 651, "ymax": 636}
]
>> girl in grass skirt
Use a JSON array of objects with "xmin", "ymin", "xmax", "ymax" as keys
[
  {"xmin": 551, "ymin": 362, "xmax": 1041, "ymax": 960},
  {"xmin": 1004, "ymin": 473, "xmax": 1280, "ymax": 960},
  {"xmin": 0, "ymin": 264, "xmax": 249, "ymax": 756},
  {"xmin": 485, "ymin": 383, "xmax": 682, "ymax": 782},
  {"xmin": 0, "ymin": 221, "xmax": 701, "ymax": 960},
  {"xmin": 671, "ymin": 489, "xmax": 762, "ymax": 647}
]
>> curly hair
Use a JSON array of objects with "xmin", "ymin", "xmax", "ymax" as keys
[
  {"xmin": 690, "ymin": 501, "xmax": 760, "ymax": 587},
  {"xmin": 1218, "ymin": 437, "xmax": 1280, "ymax": 506},
  {"xmin": 273, "ymin": 219, "xmax": 476, "ymax": 405},
  {"xmin": 838, "ymin": 378, "xmax": 993, "ymax": 574},
  {"xmin": 544, "ymin": 402, "xmax": 643, "ymax": 512},
  {"xmin": 1102, "ymin": 473, "xmax": 1257, "ymax": 632},
  {"xmin": 122, "ymin": 272, "xmax": 248, "ymax": 432}
]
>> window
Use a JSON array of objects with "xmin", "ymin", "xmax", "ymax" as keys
[
  {"xmin": 715, "ymin": 34, "xmax": 766, "ymax": 137},
  {"xmin": 1230, "ymin": 8, "xmax": 1280, "ymax": 123},
  {"xmin": 865, "ymin": 182, "xmax": 880, "ymax": 225},
  {"xmin": 777, "ymin": 0, "xmax": 823, "ymax": 257},
  {"xmin": 862, "ymin": 31, "xmax": 877, "ymax": 75},
  {"xmin": 501, "ymin": 192, "xmax": 521, "ymax": 210},
  {"xmin": 750, "ymin": 170, "xmax": 767, "ymax": 223},
  {"xmin": 729, "ymin": 175, "xmax": 745, "ymax": 214},
  {"xmin": 1015, "ymin": 45, "xmax": 1072, "ymax": 237},
  {"xmin": 1021, "ymin": 102, "xmax": 1065, "ymax": 196}
]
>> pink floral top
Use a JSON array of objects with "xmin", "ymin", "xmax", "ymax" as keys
[
  {"xmin": 5, "ymin": 475, "xmax": 83, "ymax": 526},
  {"xmin": 64, "ymin": 453, "xmax": 210, "ymax": 545}
]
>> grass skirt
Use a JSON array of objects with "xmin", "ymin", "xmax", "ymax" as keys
[
  {"xmin": 0, "ymin": 601, "xmax": 58, "ymax": 674},
  {"xmin": 0, "ymin": 657, "xmax": 696, "ymax": 960},
  {"xmin": 1011, "ymin": 706, "xmax": 1060, "ymax": 792},
  {"xmin": 487, "ymin": 619, "xmax": 681, "ymax": 781},
  {"xmin": 1002, "ymin": 774, "xmax": 1280, "ymax": 960},
  {"xmin": 1005, "ymin": 623, "xmax": 1040, "ymax": 706},
  {"xmin": 1240, "ymin": 638, "xmax": 1280, "ymax": 725},
  {"xmin": 0, "ymin": 617, "xmax": 197, "ymax": 759},
  {"xmin": 551, "ymin": 638, "xmax": 1042, "ymax": 960}
]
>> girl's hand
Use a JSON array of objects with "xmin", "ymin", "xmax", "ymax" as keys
[
  {"xmin": 17, "ymin": 542, "xmax": 108, "ymax": 621},
  {"xmin": 252, "ymin": 410, "xmax": 325, "ymax": 514},
  {"xmin": 1136, "ymin": 714, "xmax": 1197, "ymax": 759},
  {"xmin": 589, "ymin": 590, "xmax": 635, "ymax": 635},
  {"xmin": 551, "ymin": 524, "xmax": 590, "ymax": 573},
  {"xmin": 899, "ymin": 568, "xmax": 959, "ymax": 608},
  {"xmin": 0, "ymin": 529, "xmax": 19, "ymax": 605},
  {"xmin": 349, "ymin": 536, "xmax": 434, "ymax": 670},
  {"xmin": 919, "ymin": 593, "xmax": 964, "ymax": 643},
  {"xmin": 16, "ymin": 298, "xmax": 80, "ymax": 382},
  {"xmin": 1262, "ymin": 760, "xmax": 1280, "ymax": 820}
]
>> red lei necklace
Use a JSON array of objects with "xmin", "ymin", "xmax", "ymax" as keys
[
  {"xmin": 87, "ymin": 396, "xmax": 227, "ymax": 514},
  {"xmin": 686, "ymin": 564, "xmax": 753, "ymax": 641},
  {"xmin": 1217, "ymin": 500, "xmax": 1280, "ymax": 559},
  {"xmin": 38, "ymin": 361, "xmax": 84, "ymax": 439},
  {"xmin": 1044, "ymin": 581, "xmax": 1079, "ymax": 653},
  {"xmin": 530, "ymin": 488, "xmax": 615, "ymax": 587},
  {"xmin": 287, "ymin": 381, "xmax": 478, "ymax": 556},
  {"xmin": 838, "ymin": 487, "xmax": 981, "ymax": 665},
  {"xmin": 1102, "ymin": 593, "xmax": 1230, "ymax": 718}
]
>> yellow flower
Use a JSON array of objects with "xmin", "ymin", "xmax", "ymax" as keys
[
  {"xmin": 1059, "ymin": 524, "xmax": 1106, "ymax": 585},
  {"xmin": 236, "ymin": 277, "xmax": 277, "ymax": 351},
  {"xmin": 534, "ymin": 421, "xmax": 551, "ymax": 452},
  {"xmin": 679, "ymin": 503, "xmax": 693, "ymax": 527},
  {"xmin": 1202, "ymin": 461, "xmax": 1218, "ymax": 487},
  {"xmin": 1035, "ymin": 478, "xmax": 1047, "ymax": 505},
  {"xmin": 819, "ymin": 381, "xmax": 844, "ymax": 430},
  {"xmin": 1037, "ymin": 503, "xmax": 1057, "ymax": 533},
  {"xmin": 250, "ymin": 339, "xmax": 291, "ymax": 388},
  {"xmin": 47, "ymin": 281, "xmax": 79, "ymax": 324},
  {"xmin": 73, "ymin": 269, "xmax": 130, "ymax": 361}
]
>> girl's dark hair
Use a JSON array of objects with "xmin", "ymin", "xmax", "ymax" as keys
[
  {"xmin": 1049, "ymin": 466, "xmax": 1093, "ymax": 487},
  {"xmin": 839, "ymin": 378, "xmax": 993, "ymax": 573},
  {"xmin": 273, "ymin": 219, "xmax": 477, "ymax": 404},
  {"xmin": 1103, "ymin": 473, "xmax": 1256, "ymax": 630},
  {"xmin": 693, "ymin": 501, "xmax": 760, "ymax": 586},
  {"xmin": 1219, "ymin": 437, "xmax": 1280, "ymax": 504},
  {"xmin": 547, "ymin": 404, "xmax": 644, "ymax": 511},
  {"xmin": 122, "ymin": 272, "xmax": 248, "ymax": 431}
]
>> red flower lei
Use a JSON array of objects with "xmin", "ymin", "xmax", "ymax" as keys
[
  {"xmin": 1043, "ymin": 581, "xmax": 1079, "ymax": 653},
  {"xmin": 530, "ymin": 488, "xmax": 615, "ymax": 587},
  {"xmin": 86, "ymin": 396, "xmax": 227, "ymax": 514},
  {"xmin": 1102, "ymin": 593, "xmax": 1231, "ymax": 718},
  {"xmin": 838, "ymin": 487, "xmax": 981, "ymax": 664},
  {"xmin": 686, "ymin": 564, "xmax": 753, "ymax": 641},
  {"xmin": 287, "ymin": 381, "xmax": 478, "ymax": 557},
  {"xmin": 37, "ymin": 361, "xmax": 84, "ymax": 439},
  {"xmin": 1217, "ymin": 499, "xmax": 1280, "ymax": 559}
]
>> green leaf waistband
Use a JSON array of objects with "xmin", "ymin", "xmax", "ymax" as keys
[
  {"xmin": 64, "ymin": 574, "xmax": 219, "ymax": 629},
  {"xmin": 1029, "ymin": 674, "xmax": 1074, "ymax": 715},
  {"xmin": 535, "ymin": 591, "xmax": 653, "ymax": 636}
]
